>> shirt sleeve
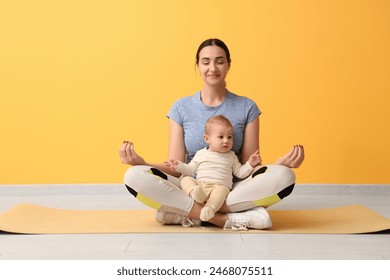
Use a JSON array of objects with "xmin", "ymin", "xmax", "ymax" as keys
[
  {"xmin": 176, "ymin": 161, "xmax": 197, "ymax": 177},
  {"xmin": 246, "ymin": 98, "xmax": 261, "ymax": 125},
  {"xmin": 232, "ymin": 155, "xmax": 253, "ymax": 179},
  {"xmin": 176, "ymin": 150, "xmax": 201, "ymax": 176},
  {"xmin": 167, "ymin": 99, "xmax": 183, "ymax": 126}
]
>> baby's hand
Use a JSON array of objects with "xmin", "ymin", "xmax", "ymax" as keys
[
  {"xmin": 165, "ymin": 159, "xmax": 179, "ymax": 171},
  {"xmin": 248, "ymin": 150, "xmax": 262, "ymax": 167}
]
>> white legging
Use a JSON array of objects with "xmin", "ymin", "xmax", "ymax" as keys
[{"xmin": 124, "ymin": 165, "xmax": 296, "ymax": 216}]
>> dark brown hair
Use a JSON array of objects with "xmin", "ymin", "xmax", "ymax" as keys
[{"xmin": 195, "ymin": 38, "xmax": 231, "ymax": 65}]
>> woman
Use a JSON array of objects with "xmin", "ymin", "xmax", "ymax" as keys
[{"xmin": 119, "ymin": 38, "xmax": 304, "ymax": 230}]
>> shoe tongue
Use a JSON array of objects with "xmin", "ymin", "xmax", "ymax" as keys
[{"xmin": 223, "ymin": 220, "xmax": 248, "ymax": 231}]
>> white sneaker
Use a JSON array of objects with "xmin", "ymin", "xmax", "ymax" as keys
[
  {"xmin": 224, "ymin": 207, "xmax": 272, "ymax": 231},
  {"xmin": 155, "ymin": 211, "xmax": 202, "ymax": 228}
]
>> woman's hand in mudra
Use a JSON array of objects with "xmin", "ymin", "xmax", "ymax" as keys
[
  {"xmin": 274, "ymin": 145, "xmax": 305, "ymax": 168},
  {"xmin": 119, "ymin": 141, "xmax": 147, "ymax": 166}
]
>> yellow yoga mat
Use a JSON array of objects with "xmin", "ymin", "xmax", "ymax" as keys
[{"xmin": 0, "ymin": 204, "xmax": 389, "ymax": 234}]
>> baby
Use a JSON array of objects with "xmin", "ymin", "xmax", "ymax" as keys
[{"xmin": 166, "ymin": 115, "xmax": 261, "ymax": 221}]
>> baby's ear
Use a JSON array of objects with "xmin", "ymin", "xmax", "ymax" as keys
[{"xmin": 203, "ymin": 133, "xmax": 210, "ymax": 144}]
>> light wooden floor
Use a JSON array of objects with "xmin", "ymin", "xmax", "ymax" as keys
[{"xmin": 0, "ymin": 184, "xmax": 389, "ymax": 260}]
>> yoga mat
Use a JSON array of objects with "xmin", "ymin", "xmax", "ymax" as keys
[{"xmin": 0, "ymin": 204, "xmax": 389, "ymax": 234}]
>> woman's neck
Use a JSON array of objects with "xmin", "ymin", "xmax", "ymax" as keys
[{"xmin": 200, "ymin": 85, "xmax": 227, "ymax": 107}]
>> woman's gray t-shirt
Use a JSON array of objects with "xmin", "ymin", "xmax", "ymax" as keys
[{"xmin": 167, "ymin": 91, "xmax": 261, "ymax": 162}]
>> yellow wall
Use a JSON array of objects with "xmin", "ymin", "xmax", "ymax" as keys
[{"xmin": 1, "ymin": 0, "xmax": 389, "ymax": 184}]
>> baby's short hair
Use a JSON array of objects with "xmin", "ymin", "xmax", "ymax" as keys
[{"xmin": 205, "ymin": 115, "xmax": 233, "ymax": 134}]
